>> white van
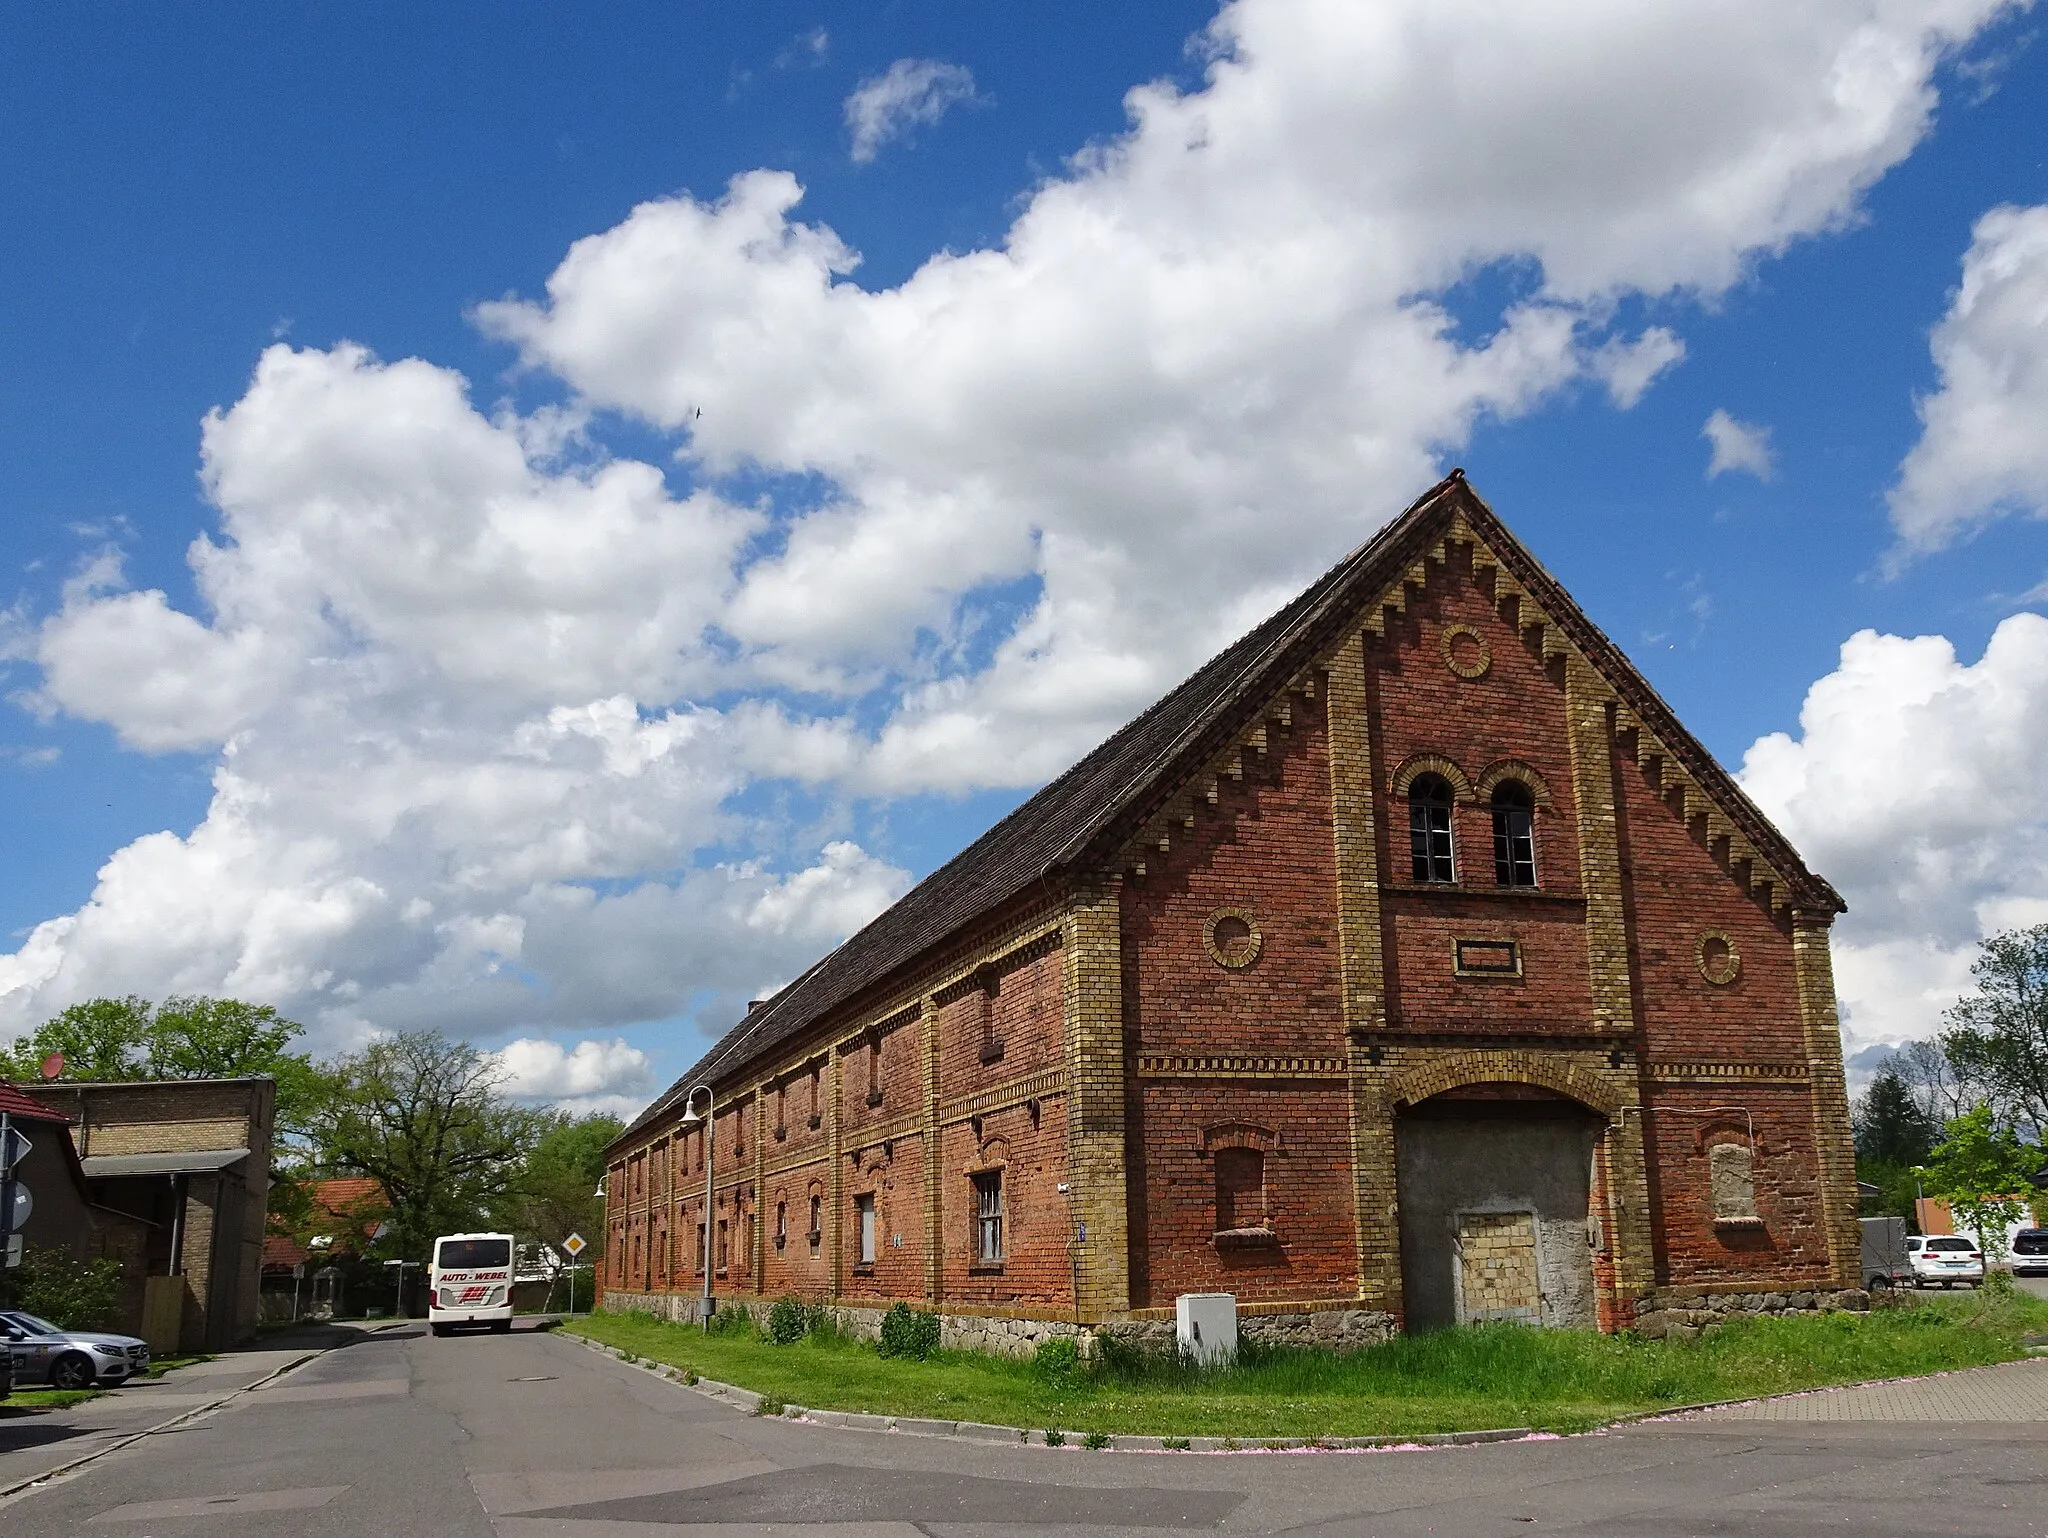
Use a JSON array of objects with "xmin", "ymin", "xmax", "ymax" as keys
[{"xmin": 429, "ymin": 1232, "xmax": 516, "ymax": 1335}]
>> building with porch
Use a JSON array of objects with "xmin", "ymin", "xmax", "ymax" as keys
[{"xmin": 602, "ymin": 474, "xmax": 1863, "ymax": 1347}]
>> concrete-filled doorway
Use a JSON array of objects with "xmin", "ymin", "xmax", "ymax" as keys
[{"xmin": 1395, "ymin": 1087, "xmax": 1604, "ymax": 1332}]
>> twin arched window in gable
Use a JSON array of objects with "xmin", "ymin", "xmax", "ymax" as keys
[{"xmin": 1406, "ymin": 769, "xmax": 1540, "ymax": 888}]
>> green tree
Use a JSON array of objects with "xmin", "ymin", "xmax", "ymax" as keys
[
  {"xmin": 2, "ymin": 995, "xmax": 325, "ymax": 1131},
  {"xmin": 0, "ymin": 997, "xmax": 155, "ymax": 1080},
  {"xmin": 1855, "ymin": 1066, "xmax": 1938, "ymax": 1166},
  {"xmin": 1922, "ymin": 1105, "xmax": 2040, "ymax": 1261},
  {"xmin": 1942, "ymin": 924, "xmax": 2048, "ymax": 1141},
  {"xmin": 310, "ymin": 1031, "xmax": 550, "ymax": 1261},
  {"xmin": 494, "ymin": 1111, "xmax": 621, "ymax": 1257},
  {"xmin": 1855, "ymin": 1063, "xmax": 1940, "ymax": 1224},
  {"xmin": 0, "ymin": 1246, "xmax": 124, "ymax": 1331}
]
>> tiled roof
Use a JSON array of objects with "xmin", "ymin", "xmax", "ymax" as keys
[
  {"xmin": 0, "ymin": 1083, "xmax": 77, "ymax": 1124},
  {"xmin": 263, "ymin": 1175, "xmax": 390, "ymax": 1269},
  {"xmin": 622, "ymin": 474, "xmax": 1841, "ymax": 1146}
]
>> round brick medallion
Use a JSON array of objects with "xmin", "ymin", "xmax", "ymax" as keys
[
  {"xmin": 1204, "ymin": 907, "xmax": 1263, "ymax": 969},
  {"xmin": 1696, "ymin": 930, "xmax": 1741, "ymax": 986},
  {"xmin": 1440, "ymin": 624, "xmax": 1492, "ymax": 680}
]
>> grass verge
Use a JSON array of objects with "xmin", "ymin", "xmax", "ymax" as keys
[
  {"xmin": 565, "ymin": 1289, "xmax": 2048, "ymax": 1438},
  {"xmin": 3, "ymin": 1353, "xmax": 213, "ymax": 1412}
]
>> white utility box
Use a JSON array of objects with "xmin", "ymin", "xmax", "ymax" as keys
[{"xmin": 1175, "ymin": 1292, "xmax": 1238, "ymax": 1366}]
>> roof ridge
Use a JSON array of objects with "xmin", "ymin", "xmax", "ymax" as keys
[{"xmin": 621, "ymin": 475, "xmax": 1467, "ymax": 1142}]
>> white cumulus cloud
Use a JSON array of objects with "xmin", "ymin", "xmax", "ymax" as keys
[
  {"xmin": 1702, "ymin": 408, "xmax": 1776, "ymax": 480},
  {"xmin": 1889, "ymin": 203, "xmax": 2048, "ymax": 559},
  {"xmin": 2, "ymin": 0, "xmax": 2022, "ymax": 1080},
  {"xmin": 844, "ymin": 58, "xmax": 981, "ymax": 163},
  {"xmin": 1740, "ymin": 612, "xmax": 2048, "ymax": 1057}
]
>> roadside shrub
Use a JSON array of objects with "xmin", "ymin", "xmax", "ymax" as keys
[
  {"xmin": 877, "ymin": 1301, "xmax": 940, "ymax": 1360},
  {"xmin": 705, "ymin": 1304, "xmax": 755, "ymax": 1339},
  {"xmin": 0, "ymin": 1246, "xmax": 123, "ymax": 1331},
  {"xmin": 767, "ymin": 1296, "xmax": 809, "ymax": 1345},
  {"xmin": 1980, "ymin": 1268, "xmax": 2018, "ymax": 1303},
  {"xmin": 1082, "ymin": 1430, "xmax": 1112, "ymax": 1450},
  {"xmin": 1161, "ymin": 1437, "xmax": 1191, "ymax": 1451},
  {"xmin": 754, "ymin": 1394, "xmax": 786, "ymax": 1417},
  {"xmin": 1033, "ymin": 1337, "xmax": 1087, "ymax": 1389},
  {"xmin": 1042, "ymin": 1428, "xmax": 1067, "ymax": 1447}
]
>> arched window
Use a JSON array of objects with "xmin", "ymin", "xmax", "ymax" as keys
[
  {"xmin": 1408, "ymin": 773, "xmax": 1456, "ymax": 883},
  {"xmin": 1491, "ymin": 780, "xmax": 1537, "ymax": 887}
]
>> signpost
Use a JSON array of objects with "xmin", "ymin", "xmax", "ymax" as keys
[
  {"xmin": 562, "ymin": 1233, "xmax": 587, "ymax": 1316},
  {"xmin": 0, "ymin": 1114, "xmax": 24, "ymax": 1269}
]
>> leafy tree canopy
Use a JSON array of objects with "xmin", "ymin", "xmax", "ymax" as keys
[
  {"xmin": 493, "ymin": 1111, "xmax": 622, "ymax": 1258},
  {"xmin": 1854, "ymin": 1066, "xmax": 1939, "ymax": 1167},
  {"xmin": 2, "ymin": 994, "xmax": 326, "ymax": 1134},
  {"xmin": 1941, "ymin": 923, "xmax": 2048, "ymax": 1141},
  {"xmin": 1922, "ymin": 1105, "xmax": 2042, "ymax": 1260},
  {"xmin": 309, "ymin": 1030, "xmax": 551, "ymax": 1262}
]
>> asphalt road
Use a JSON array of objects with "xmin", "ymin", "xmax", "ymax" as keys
[{"xmin": 1, "ymin": 1319, "xmax": 2044, "ymax": 1538}]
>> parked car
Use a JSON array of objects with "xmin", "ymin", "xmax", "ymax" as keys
[
  {"xmin": 2012, "ymin": 1229, "xmax": 2048, "ymax": 1278},
  {"xmin": 0, "ymin": 1310, "xmax": 150, "ymax": 1390},
  {"xmin": 1906, "ymin": 1235, "xmax": 1984, "ymax": 1288},
  {"xmin": 0, "ymin": 1337, "xmax": 12, "ymax": 1402}
]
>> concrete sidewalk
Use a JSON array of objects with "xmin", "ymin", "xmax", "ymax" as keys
[
  {"xmin": 0, "ymin": 1321, "xmax": 377, "ymax": 1496},
  {"xmin": 1681, "ymin": 1356, "xmax": 2048, "ymax": 1421}
]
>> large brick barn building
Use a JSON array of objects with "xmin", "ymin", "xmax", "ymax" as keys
[{"xmin": 601, "ymin": 474, "xmax": 1863, "ymax": 1346}]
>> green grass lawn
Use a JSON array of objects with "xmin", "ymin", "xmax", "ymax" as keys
[{"xmin": 566, "ymin": 1289, "xmax": 2048, "ymax": 1438}]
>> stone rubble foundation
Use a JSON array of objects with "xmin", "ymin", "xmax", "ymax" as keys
[{"xmin": 1630, "ymin": 1287, "xmax": 1869, "ymax": 1342}]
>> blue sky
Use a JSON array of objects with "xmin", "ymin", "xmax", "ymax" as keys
[{"xmin": 3, "ymin": 2, "xmax": 2046, "ymax": 1111}]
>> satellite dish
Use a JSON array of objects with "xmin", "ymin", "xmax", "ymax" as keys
[{"xmin": 39, "ymin": 1052, "xmax": 63, "ymax": 1080}]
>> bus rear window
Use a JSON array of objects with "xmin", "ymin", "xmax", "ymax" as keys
[{"xmin": 436, "ymin": 1239, "xmax": 511, "ymax": 1269}]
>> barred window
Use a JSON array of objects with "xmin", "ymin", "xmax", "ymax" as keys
[
  {"xmin": 1491, "ymin": 781, "xmax": 1537, "ymax": 887},
  {"xmin": 1409, "ymin": 773, "xmax": 1456, "ymax": 883},
  {"xmin": 973, "ymin": 1170, "xmax": 1004, "ymax": 1263}
]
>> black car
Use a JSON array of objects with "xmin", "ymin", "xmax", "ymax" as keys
[{"xmin": 2013, "ymin": 1228, "xmax": 2048, "ymax": 1277}]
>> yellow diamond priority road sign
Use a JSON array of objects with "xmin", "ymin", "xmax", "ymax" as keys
[{"xmin": 563, "ymin": 1233, "xmax": 587, "ymax": 1257}]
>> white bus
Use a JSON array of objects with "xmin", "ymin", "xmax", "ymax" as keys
[{"xmin": 428, "ymin": 1232, "xmax": 515, "ymax": 1335}]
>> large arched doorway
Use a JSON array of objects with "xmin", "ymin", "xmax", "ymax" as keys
[{"xmin": 1395, "ymin": 1084, "xmax": 1604, "ymax": 1331}]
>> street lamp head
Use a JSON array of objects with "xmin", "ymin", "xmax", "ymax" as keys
[{"xmin": 679, "ymin": 1083, "xmax": 714, "ymax": 1124}]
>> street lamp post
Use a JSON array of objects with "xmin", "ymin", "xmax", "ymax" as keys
[{"xmin": 678, "ymin": 1084, "xmax": 715, "ymax": 1332}]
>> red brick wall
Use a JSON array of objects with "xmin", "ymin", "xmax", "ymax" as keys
[
  {"xmin": 939, "ymin": 1095, "xmax": 1072, "ymax": 1306},
  {"xmin": 1121, "ymin": 697, "xmax": 1345, "ymax": 1061},
  {"xmin": 759, "ymin": 1160, "xmax": 833, "ymax": 1297},
  {"xmin": 843, "ymin": 1135, "xmax": 925, "ymax": 1299},
  {"xmin": 1129, "ymin": 1083, "xmax": 1358, "ymax": 1306},
  {"xmin": 1369, "ymin": 549, "xmax": 1593, "ymax": 1036},
  {"xmin": 1120, "ymin": 692, "xmax": 1358, "ymax": 1304},
  {"xmin": 1610, "ymin": 735, "xmax": 1832, "ymax": 1284}
]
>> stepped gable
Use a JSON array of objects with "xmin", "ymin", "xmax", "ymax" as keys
[{"xmin": 623, "ymin": 472, "xmax": 1839, "ymax": 1141}]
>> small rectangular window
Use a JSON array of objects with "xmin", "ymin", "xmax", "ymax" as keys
[
  {"xmin": 856, "ymin": 1193, "xmax": 876, "ymax": 1265},
  {"xmin": 1215, "ymin": 1147, "xmax": 1265, "ymax": 1234},
  {"xmin": 809, "ymin": 1194, "xmax": 823, "ymax": 1253},
  {"xmin": 973, "ymin": 1170, "xmax": 1004, "ymax": 1263}
]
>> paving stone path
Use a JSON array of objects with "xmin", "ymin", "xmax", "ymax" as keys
[{"xmin": 1692, "ymin": 1357, "xmax": 2048, "ymax": 1421}]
